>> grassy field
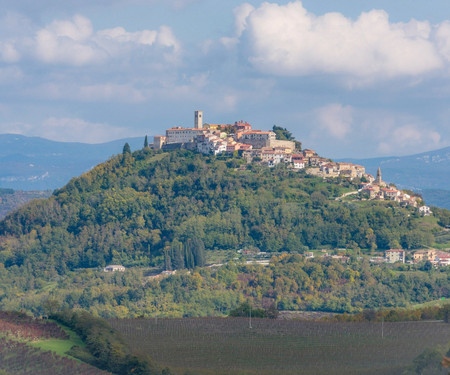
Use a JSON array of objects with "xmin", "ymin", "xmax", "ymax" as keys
[
  {"xmin": 110, "ymin": 317, "xmax": 450, "ymax": 375},
  {"xmin": 30, "ymin": 322, "xmax": 85, "ymax": 360},
  {"xmin": 412, "ymin": 298, "xmax": 449, "ymax": 309}
]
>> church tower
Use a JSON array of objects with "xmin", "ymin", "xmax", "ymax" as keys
[
  {"xmin": 194, "ymin": 110, "xmax": 203, "ymax": 129},
  {"xmin": 376, "ymin": 167, "xmax": 382, "ymax": 185}
]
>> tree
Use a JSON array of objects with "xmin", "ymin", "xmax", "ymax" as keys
[
  {"xmin": 170, "ymin": 240, "xmax": 185, "ymax": 270},
  {"xmin": 123, "ymin": 143, "xmax": 131, "ymax": 154},
  {"xmin": 265, "ymin": 303, "xmax": 279, "ymax": 319},
  {"xmin": 43, "ymin": 297, "xmax": 61, "ymax": 315},
  {"xmin": 405, "ymin": 347, "xmax": 445, "ymax": 375},
  {"xmin": 272, "ymin": 125, "xmax": 294, "ymax": 141},
  {"xmin": 144, "ymin": 136, "xmax": 149, "ymax": 148}
]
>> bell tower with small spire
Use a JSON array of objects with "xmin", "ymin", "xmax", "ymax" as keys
[{"xmin": 376, "ymin": 167, "xmax": 382, "ymax": 185}]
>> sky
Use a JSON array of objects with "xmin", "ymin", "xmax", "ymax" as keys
[{"xmin": 1, "ymin": 0, "xmax": 450, "ymax": 158}]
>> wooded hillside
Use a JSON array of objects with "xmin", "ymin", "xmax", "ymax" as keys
[{"xmin": 0, "ymin": 148, "xmax": 444, "ymax": 277}]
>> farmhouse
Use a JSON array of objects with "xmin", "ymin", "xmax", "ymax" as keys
[
  {"xmin": 385, "ymin": 249, "xmax": 405, "ymax": 263},
  {"xmin": 419, "ymin": 206, "xmax": 432, "ymax": 216},
  {"xmin": 104, "ymin": 265, "xmax": 126, "ymax": 272}
]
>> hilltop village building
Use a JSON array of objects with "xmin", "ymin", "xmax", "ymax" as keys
[{"xmin": 154, "ymin": 111, "xmax": 299, "ymax": 164}]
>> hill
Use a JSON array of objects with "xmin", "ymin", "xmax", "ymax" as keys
[
  {"xmin": 0, "ymin": 134, "xmax": 144, "ymax": 190},
  {"xmin": 0, "ymin": 148, "xmax": 448, "ymax": 317},
  {"xmin": 0, "ymin": 147, "xmax": 444, "ymax": 274},
  {"xmin": 339, "ymin": 146, "xmax": 450, "ymax": 209}
]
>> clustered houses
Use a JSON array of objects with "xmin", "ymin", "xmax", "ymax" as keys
[
  {"xmin": 381, "ymin": 248, "xmax": 450, "ymax": 266},
  {"xmin": 319, "ymin": 162, "xmax": 366, "ymax": 178},
  {"xmin": 153, "ymin": 111, "xmax": 302, "ymax": 166},
  {"xmin": 358, "ymin": 167, "xmax": 421, "ymax": 207},
  {"xmin": 151, "ymin": 112, "xmax": 427, "ymax": 209},
  {"xmin": 241, "ymin": 148, "xmax": 328, "ymax": 169},
  {"xmin": 413, "ymin": 249, "xmax": 450, "ymax": 266},
  {"xmin": 361, "ymin": 185, "xmax": 419, "ymax": 206},
  {"xmin": 306, "ymin": 159, "xmax": 367, "ymax": 179},
  {"xmin": 152, "ymin": 110, "xmax": 371, "ymax": 173}
]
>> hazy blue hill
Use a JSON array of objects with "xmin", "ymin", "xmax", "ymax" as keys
[
  {"xmin": 0, "ymin": 189, "xmax": 52, "ymax": 219},
  {"xmin": 0, "ymin": 134, "xmax": 145, "ymax": 190},
  {"xmin": 340, "ymin": 146, "xmax": 450, "ymax": 209}
]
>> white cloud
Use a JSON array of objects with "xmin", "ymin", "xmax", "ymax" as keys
[
  {"xmin": 237, "ymin": 1, "xmax": 445, "ymax": 80},
  {"xmin": 435, "ymin": 21, "xmax": 450, "ymax": 63},
  {"xmin": 316, "ymin": 104, "xmax": 353, "ymax": 140},
  {"xmin": 377, "ymin": 124, "xmax": 442, "ymax": 154},
  {"xmin": 306, "ymin": 104, "xmax": 444, "ymax": 157},
  {"xmin": 0, "ymin": 42, "xmax": 20, "ymax": 62},
  {"xmin": 98, "ymin": 27, "xmax": 157, "ymax": 45},
  {"xmin": 0, "ymin": 117, "xmax": 133, "ymax": 143},
  {"xmin": 30, "ymin": 14, "xmax": 181, "ymax": 66},
  {"xmin": 78, "ymin": 84, "xmax": 146, "ymax": 103},
  {"xmin": 35, "ymin": 17, "xmax": 105, "ymax": 66},
  {"xmin": 234, "ymin": 3, "xmax": 255, "ymax": 37},
  {"xmin": 24, "ymin": 82, "xmax": 147, "ymax": 103}
]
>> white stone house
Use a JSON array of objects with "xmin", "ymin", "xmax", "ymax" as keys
[{"xmin": 104, "ymin": 265, "xmax": 126, "ymax": 272}]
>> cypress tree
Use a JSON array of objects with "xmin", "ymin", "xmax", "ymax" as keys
[
  {"xmin": 170, "ymin": 240, "xmax": 184, "ymax": 270},
  {"xmin": 184, "ymin": 239, "xmax": 195, "ymax": 269},
  {"xmin": 163, "ymin": 247, "xmax": 172, "ymax": 271},
  {"xmin": 192, "ymin": 238, "xmax": 206, "ymax": 267},
  {"xmin": 123, "ymin": 142, "xmax": 131, "ymax": 154},
  {"xmin": 144, "ymin": 135, "xmax": 148, "ymax": 148}
]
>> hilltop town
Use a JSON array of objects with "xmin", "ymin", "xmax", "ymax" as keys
[{"xmin": 151, "ymin": 111, "xmax": 424, "ymax": 208}]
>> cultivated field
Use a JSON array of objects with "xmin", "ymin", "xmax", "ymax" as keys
[
  {"xmin": 110, "ymin": 317, "xmax": 450, "ymax": 375},
  {"xmin": 0, "ymin": 312, "xmax": 110, "ymax": 375}
]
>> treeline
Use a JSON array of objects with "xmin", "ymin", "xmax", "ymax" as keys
[
  {"xmin": 1, "ymin": 255, "xmax": 447, "ymax": 318},
  {"xmin": 52, "ymin": 310, "xmax": 171, "ymax": 375},
  {"xmin": 0, "ymin": 148, "xmax": 445, "ymax": 278},
  {"xmin": 331, "ymin": 303, "xmax": 450, "ymax": 323},
  {"xmin": 229, "ymin": 302, "xmax": 279, "ymax": 319}
]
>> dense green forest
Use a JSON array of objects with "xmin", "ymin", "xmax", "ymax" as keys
[
  {"xmin": 0, "ymin": 148, "xmax": 444, "ymax": 274},
  {"xmin": 0, "ymin": 148, "xmax": 448, "ymax": 317}
]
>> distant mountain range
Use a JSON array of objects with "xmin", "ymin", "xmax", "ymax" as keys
[
  {"xmin": 0, "ymin": 134, "xmax": 145, "ymax": 190},
  {"xmin": 339, "ymin": 146, "xmax": 450, "ymax": 209}
]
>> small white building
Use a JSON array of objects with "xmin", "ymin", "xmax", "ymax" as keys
[
  {"xmin": 104, "ymin": 265, "xmax": 126, "ymax": 272},
  {"xmin": 437, "ymin": 255, "xmax": 450, "ymax": 266},
  {"xmin": 419, "ymin": 206, "xmax": 432, "ymax": 216},
  {"xmin": 291, "ymin": 155, "xmax": 306, "ymax": 169},
  {"xmin": 385, "ymin": 249, "xmax": 405, "ymax": 263}
]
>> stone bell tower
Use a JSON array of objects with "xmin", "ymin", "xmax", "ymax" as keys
[
  {"xmin": 194, "ymin": 110, "xmax": 203, "ymax": 129},
  {"xmin": 376, "ymin": 167, "xmax": 382, "ymax": 185}
]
